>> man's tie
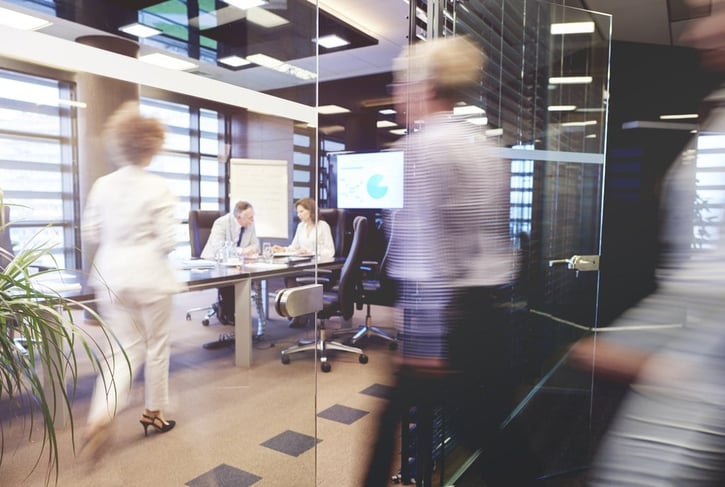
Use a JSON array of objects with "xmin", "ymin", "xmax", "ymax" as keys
[{"xmin": 236, "ymin": 226, "xmax": 245, "ymax": 247}]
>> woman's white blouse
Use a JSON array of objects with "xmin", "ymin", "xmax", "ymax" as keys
[{"xmin": 288, "ymin": 220, "xmax": 335, "ymax": 259}]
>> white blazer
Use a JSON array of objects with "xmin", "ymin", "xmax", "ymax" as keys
[{"xmin": 82, "ymin": 165, "xmax": 183, "ymax": 296}]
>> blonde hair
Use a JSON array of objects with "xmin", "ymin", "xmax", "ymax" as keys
[
  {"xmin": 393, "ymin": 36, "xmax": 484, "ymax": 98},
  {"xmin": 103, "ymin": 101, "xmax": 165, "ymax": 167}
]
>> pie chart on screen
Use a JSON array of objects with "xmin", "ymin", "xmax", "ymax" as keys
[{"xmin": 367, "ymin": 174, "xmax": 389, "ymax": 200}]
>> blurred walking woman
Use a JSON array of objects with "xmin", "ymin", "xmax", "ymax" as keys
[{"xmin": 82, "ymin": 101, "xmax": 182, "ymax": 454}]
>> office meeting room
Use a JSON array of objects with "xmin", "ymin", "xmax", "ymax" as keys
[{"xmin": 3, "ymin": 0, "xmax": 723, "ymax": 486}]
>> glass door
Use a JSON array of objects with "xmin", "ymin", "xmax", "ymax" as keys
[{"xmin": 438, "ymin": 1, "xmax": 611, "ymax": 483}]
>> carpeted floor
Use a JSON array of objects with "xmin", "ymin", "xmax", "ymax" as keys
[{"xmin": 1, "ymin": 289, "xmax": 402, "ymax": 486}]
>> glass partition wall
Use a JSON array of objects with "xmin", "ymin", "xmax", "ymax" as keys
[
  {"xmin": 0, "ymin": 0, "xmax": 612, "ymax": 485},
  {"xmin": 0, "ymin": 1, "xmax": 322, "ymax": 486},
  {"xmin": 390, "ymin": 1, "xmax": 611, "ymax": 485}
]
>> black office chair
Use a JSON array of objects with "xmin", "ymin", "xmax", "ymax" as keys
[
  {"xmin": 185, "ymin": 209, "xmax": 223, "ymax": 326},
  {"xmin": 280, "ymin": 215, "xmax": 369, "ymax": 373},
  {"xmin": 333, "ymin": 211, "xmax": 398, "ymax": 348}
]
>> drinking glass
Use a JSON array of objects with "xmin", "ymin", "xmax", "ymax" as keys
[{"xmin": 263, "ymin": 243, "xmax": 274, "ymax": 263}]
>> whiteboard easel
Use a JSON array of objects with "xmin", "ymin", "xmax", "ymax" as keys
[{"xmin": 230, "ymin": 158, "xmax": 289, "ymax": 239}]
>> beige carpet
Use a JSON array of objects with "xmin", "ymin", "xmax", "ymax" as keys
[{"xmin": 1, "ymin": 289, "xmax": 401, "ymax": 486}]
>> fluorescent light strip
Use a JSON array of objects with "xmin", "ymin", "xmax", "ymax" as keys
[
  {"xmin": 660, "ymin": 113, "xmax": 698, "ymax": 120},
  {"xmin": 561, "ymin": 120, "xmax": 597, "ymax": 127},
  {"xmin": 0, "ymin": 6, "xmax": 51, "ymax": 30},
  {"xmin": 485, "ymin": 128, "xmax": 503, "ymax": 137},
  {"xmin": 390, "ymin": 128, "xmax": 407, "ymax": 136},
  {"xmin": 549, "ymin": 76, "xmax": 593, "ymax": 84},
  {"xmin": 551, "ymin": 21, "xmax": 595, "ymax": 35},
  {"xmin": 139, "ymin": 53, "xmax": 198, "ymax": 71},
  {"xmin": 119, "ymin": 22, "xmax": 162, "ymax": 38},
  {"xmin": 377, "ymin": 120, "xmax": 397, "ymax": 128},
  {"xmin": 379, "ymin": 108, "xmax": 396, "ymax": 115},
  {"xmin": 548, "ymin": 105, "xmax": 577, "ymax": 111}
]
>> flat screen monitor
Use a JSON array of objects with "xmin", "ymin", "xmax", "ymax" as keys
[{"xmin": 328, "ymin": 150, "xmax": 404, "ymax": 209}]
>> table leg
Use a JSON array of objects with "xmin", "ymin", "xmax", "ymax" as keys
[{"xmin": 234, "ymin": 278, "xmax": 252, "ymax": 368}]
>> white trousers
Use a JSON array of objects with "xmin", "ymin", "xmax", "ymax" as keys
[{"xmin": 87, "ymin": 289, "xmax": 172, "ymax": 426}]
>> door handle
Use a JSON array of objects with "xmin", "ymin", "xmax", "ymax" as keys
[{"xmin": 548, "ymin": 254, "xmax": 599, "ymax": 272}]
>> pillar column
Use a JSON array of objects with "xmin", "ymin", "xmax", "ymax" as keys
[{"xmin": 75, "ymin": 35, "xmax": 139, "ymax": 298}]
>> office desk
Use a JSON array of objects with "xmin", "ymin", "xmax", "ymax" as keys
[{"xmin": 177, "ymin": 256, "xmax": 342, "ymax": 368}]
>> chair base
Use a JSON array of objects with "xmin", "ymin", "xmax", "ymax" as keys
[
  {"xmin": 280, "ymin": 321, "xmax": 368, "ymax": 372},
  {"xmin": 332, "ymin": 315, "xmax": 398, "ymax": 350}
]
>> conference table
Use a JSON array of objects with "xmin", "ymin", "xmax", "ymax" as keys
[
  {"xmin": 32, "ymin": 255, "xmax": 342, "ymax": 369},
  {"xmin": 23, "ymin": 255, "xmax": 341, "ymax": 429},
  {"xmin": 177, "ymin": 255, "xmax": 343, "ymax": 368}
]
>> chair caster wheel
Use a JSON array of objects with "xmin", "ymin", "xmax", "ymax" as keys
[
  {"xmin": 202, "ymin": 319, "xmax": 210, "ymax": 326},
  {"xmin": 389, "ymin": 341, "xmax": 398, "ymax": 350},
  {"xmin": 281, "ymin": 354, "xmax": 290, "ymax": 365},
  {"xmin": 185, "ymin": 313, "xmax": 191, "ymax": 321},
  {"xmin": 321, "ymin": 361, "xmax": 331, "ymax": 373},
  {"xmin": 359, "ymin": 354, "xmax": 368, "ymax": 364}
]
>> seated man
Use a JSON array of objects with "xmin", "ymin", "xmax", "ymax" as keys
[{"xmin": 200, "ymin": 201, "xmax": 266, "ymax": 340}]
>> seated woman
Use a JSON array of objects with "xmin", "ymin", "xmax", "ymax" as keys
[
  {"xmin": 273, "ymin": 197, "xmax": 335, "ymax": 259},
  {"xmin": 273, "ymin": 198, "xmax": 335, "ymax": 327}
]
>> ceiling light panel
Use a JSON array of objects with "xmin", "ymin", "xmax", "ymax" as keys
[
  {"xmin": 222, "ymin": 0, "xmax": 268, "ymax": 10},
  {"xmin": 315, "ymin": 34, "xmax": 350, "ymax": 49},
  {"xmin": 0, "ymin": 6, "xmax": 51, "ymax": 30},
  {"xmin": 550, "ymin": 21, "xmax": 595, "ymax": 35},
  {"xmin": 247, "ymin": 8, "xmax": 289, "ymax": 28},
  {"xmin": 218, "ymin": 55, "xmax": 251, "ymax": 67},
  {"xmin": 119, "ymin": 22, "xmax": 162, "ymax": 38},
  {"xmin": 318, "ymin": 104, "xmax": 350, "ymax": 115}
]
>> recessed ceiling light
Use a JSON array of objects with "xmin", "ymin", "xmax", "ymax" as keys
[
  {"xmin": 222, "ymin": 0, "xmax": 268, "ymax": 9},
  {"xmin": 318, "ymin": 104, "xmax": 350, "ymax": 115},
  {"xmin": 377, "ymin": 120, "xmax": 397, "ymax": 128},
  {"xmin": 218, "ymin": 55, "xmax": 251, "ymax": 68},
  {"xmin": 548, "ymin": 105, "xmax": 577, "ymax": 111},
  {"xmin": 390, "ymin": 128, "xmax": 407, "ymax": 136},
  {"xmin": 585, "ymin": 134, "xmax": 597, "ymax": 138},
  {"xmin": 0, "ymin": 6, "xmax": 52, "ymax": 30},
  {"xmin": 314, "ymin": 34, "xmax": 350, "ymax": 49},
  {"xmin": 139, "ymin": 53, "xmax": 198, "ymax": 71},
  {"xmin": 379, "ymin": 108, "xmax": 396, "ymax": 115},
  {"xmin": 549, "ymin": 76, "xmax": 593, "ymax": 84},
  {"xmin": 247, "ymin": 8, "xmax": 289, "ymax": 28},
  {"xmin": 550, "ymin": 21, "xmax": 595, "ymax": 35},
  {"xmin": 119, "ymin": 22, "xmax": 162, "ymax": 38}
]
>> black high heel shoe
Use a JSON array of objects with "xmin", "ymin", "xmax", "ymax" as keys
[{"xmin": 139, "ymin": 414, "xmax": 176, "ymax": 436}]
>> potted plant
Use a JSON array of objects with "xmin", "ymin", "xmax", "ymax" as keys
[{"xmin": 0, "ymin": 199, "xmax": 126, "ymax": 485}]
